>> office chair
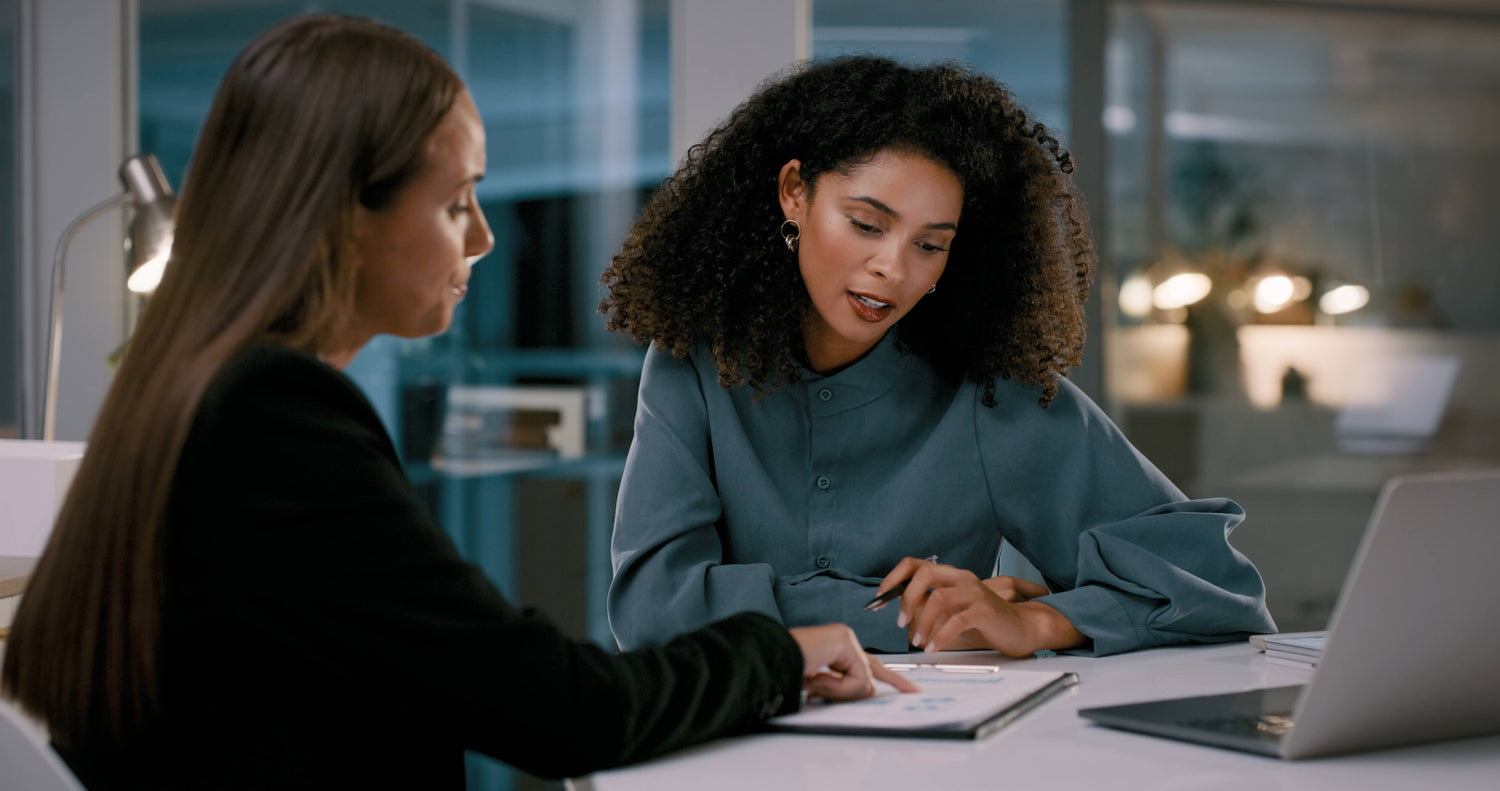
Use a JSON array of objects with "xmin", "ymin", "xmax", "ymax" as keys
[{"xmin": 0, "ymin": 697, "xmax": 87, "ymax": 790}]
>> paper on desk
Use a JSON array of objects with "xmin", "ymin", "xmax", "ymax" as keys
[
  {"xmin": 772, "ymin": 667, "xmax": 1072, "ymax": 732},
  {"xmin": 1264, "ymin": 634, "xmax": 1326, "ymax": 655}
]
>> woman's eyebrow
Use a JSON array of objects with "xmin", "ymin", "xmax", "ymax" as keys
[
  {"xmin": 850, "ymin": 195, "xmax": 957, "ymax": 231},
  {"xmin": 447, "ymin": 173, "xmax": 485, "ymax": 194}
]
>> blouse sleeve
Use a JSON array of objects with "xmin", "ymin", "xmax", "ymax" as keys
[
  {"xmin": 607, "ymin": 344, "xmax": 787, "ymax": 650},
  {"xmin": 175, "ymin": 348, "xmax": 803, "ymax": 779},
  {"xmin": 975, "ymin": 378, "xmax": 1277, "ymax": 656}
]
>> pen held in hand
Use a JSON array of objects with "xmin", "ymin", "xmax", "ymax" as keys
[
  {"xmin": 863, "ymin": 554, "xmax": 939, "ymax": 611},
  {"xmin": 863, "ymin": 579, "xmax": 911, "ymax": 611}
]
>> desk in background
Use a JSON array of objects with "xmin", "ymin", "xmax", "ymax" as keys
[
  {"xmin": 0, "ymin": 556, "xmax": 33, "ymax": 598},
  {"xmin": 573, "ymin": 643, "xmax": 1500, "ymax": 791},
  {"xmin": 0, "ymin": 556, "xmax": 36, "ymax": 648}
]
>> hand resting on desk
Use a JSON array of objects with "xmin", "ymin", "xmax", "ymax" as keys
[
  {"xmin": 789, "ymin": 624, "xmax": 921, "ymax": 700},
  {"xmin": 873, "ymin": 557, "xmax": 1087, "ymax": 657}
]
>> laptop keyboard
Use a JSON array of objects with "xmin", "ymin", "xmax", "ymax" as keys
[{"xmin": 1178, "ymin": 713, "xmax": 1295, "ymax": 738}]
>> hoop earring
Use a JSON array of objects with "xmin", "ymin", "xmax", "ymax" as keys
[
  {"xmin": 780, "ymin": 219, "xmax": 801, "ymax": 253},
  {"xmin": 927, "ymin": 283, "xmax": 937, "ymax": 295}
]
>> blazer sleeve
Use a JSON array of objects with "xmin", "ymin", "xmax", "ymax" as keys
[
  {"xmin": 607, "ymin": 344, "xmax": 786, "ymax": 650},
  {"xmin": 975, "ymin": 378, "xmax": 1277, "ymax": 656},
  {"xmin": 176, "ymin": 348, "xmax": 803, "ymax": 779}
]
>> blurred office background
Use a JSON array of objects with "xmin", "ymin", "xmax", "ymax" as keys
[{"xmin": 5, "ymin": 1, "xmax": 1499, "ymax": 788}]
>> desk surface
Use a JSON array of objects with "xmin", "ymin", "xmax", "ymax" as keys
[
  {"xmin": 577, "ymin": 643, "xmax": 1500, "ymax": 791},
  {"xmin": 0, "ymin": 556, "xmax": 36, "ymax": 599}
]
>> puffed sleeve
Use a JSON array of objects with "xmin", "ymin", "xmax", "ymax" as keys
[
  {"xmin": 976, "ymin": 377, "xmax": 1276, "ymax": 656},
  {"xmin": 607, "ymin": 344, "xmax": 786, "ymax": 650}
]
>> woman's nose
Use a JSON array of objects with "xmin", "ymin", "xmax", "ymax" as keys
[
  {"xmin": 866, "ymin": 241, "xmax": 907, "ymax": 283},
  {"xmin": 467, "ymin": 204, "xmax": 495, "ymax": 264}
]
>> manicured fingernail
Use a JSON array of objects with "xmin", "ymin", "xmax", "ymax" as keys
[
  {"xmin": 911, "ymin": 631, "xmax": 923, "ymax": 647},
  {"xmin": 896, "ymin": 611, "xmax": 908, "ymax": 628}
]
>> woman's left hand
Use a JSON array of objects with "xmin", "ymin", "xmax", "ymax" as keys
[
  {"xmin": 789, "ymin": 624, "xmax": 921, "ymax": 701},
  {"xmin": 874, "ymin": 557, "xmax": 1085, "ymax": 657}
]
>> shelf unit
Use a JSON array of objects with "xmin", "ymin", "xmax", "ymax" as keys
[{"xmin": 391, "ymin": 345, "xmax": 646, "ymax": 651}]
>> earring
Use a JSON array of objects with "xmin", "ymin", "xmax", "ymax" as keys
[
  {"xmin": 927, "ymin": 283, "xmax": 937, "ymax": 295},
  {"xmin": 780, "ymin": 219, "xmax": 801, "ymax": 252}
]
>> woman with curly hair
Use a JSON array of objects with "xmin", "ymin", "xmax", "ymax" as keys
[{"xmin": 601, "ymin": 55, "xmax": 1274, "ymax": 657}]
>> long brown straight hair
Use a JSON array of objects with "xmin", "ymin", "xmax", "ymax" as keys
[{"xmin": 2, "ymin": 14, "xmax": 462, "ymax": 751}]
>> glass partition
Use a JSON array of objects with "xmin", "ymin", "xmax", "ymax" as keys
[
  {"xmin": 813, "ymin": 0, "xmax": 1068, "ymax": 131},
  {"xmin": 1105, "ymin": 0, "xmax": 1500, "ymax": 632}
]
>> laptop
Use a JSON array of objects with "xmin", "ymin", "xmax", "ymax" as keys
[{"xmin": 1079, "ymin": 468, "xmax": 1500, "ymax": 759}]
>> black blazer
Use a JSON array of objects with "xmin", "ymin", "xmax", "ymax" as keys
[{"xmin": 62, "ymin": 345, "xmax": 800, "ymax": 790}]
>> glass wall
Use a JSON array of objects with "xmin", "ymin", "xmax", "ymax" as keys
[
  {"xmin": 1104, "ymin": 0, "xmax": 1500, "ymax": 632},
  {"xmin": 813, "ymin": 0, "xmax": 1068, "ymax": 134},
  {"xmin": 1, "ymin": 0, "xmax": 16, "ymax": 438}
]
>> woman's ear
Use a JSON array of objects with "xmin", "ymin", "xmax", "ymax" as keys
[{"xmin": 777, "ymin": 159, "xmax": 807, "ymax": 220}]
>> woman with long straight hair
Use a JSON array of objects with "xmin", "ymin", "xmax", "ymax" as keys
[{"xmin": 2, "ymin": 14, "xmax": 907, "ymax": 789}]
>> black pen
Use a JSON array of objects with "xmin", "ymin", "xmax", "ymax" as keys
[{"xmin": 863, "ymin": 555, "xmax": 939, "ymax": 611}]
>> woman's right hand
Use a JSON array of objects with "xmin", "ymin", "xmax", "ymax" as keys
[
  {"xmin": 788, "ymin": 624, "xmax": 920, "ymax": 702},
  {"xmin": 981, "ymin": 574, "xmax": 1053, "ymax": 604},
  {"xmin": 877, "ymin": 557, "xmax": 1084, "ymax": 657}
]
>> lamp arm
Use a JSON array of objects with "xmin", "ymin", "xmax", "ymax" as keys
[{"xmin": 43, "ymin": 191, "xmax": 133, "ymax": 442}]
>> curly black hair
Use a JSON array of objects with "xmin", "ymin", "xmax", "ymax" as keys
[{"xmin": 599, "ymin": 55, "xmax": 1095, "ymax": 407}]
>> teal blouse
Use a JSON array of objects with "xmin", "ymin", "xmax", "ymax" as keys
[{"xmin": 608, "ymin": 332, "xmax": 1275, "ymax": 654}]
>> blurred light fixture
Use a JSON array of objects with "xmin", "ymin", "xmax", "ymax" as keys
[
  {"xmin": 1103, "ymin": 105, "xmax": 1137, "ymax": 134},
  {"xmin": 1118, "ymin": 274, "xmax": 1155, "ymax": 318},
  {"xmin": 1252, "ymin": 275, "xmax": 1295, "ymax": 313},
  {"xmin": 1153, "ymin": 272, "xmax": 1212, "ymax": 310},
  {"xmin": 1320, "ymin": 283, "xmax": 1371, "ymax": 316},
  {"xmin": 44, "ymin": 153, "xmax": 175, "ymax": 441}
]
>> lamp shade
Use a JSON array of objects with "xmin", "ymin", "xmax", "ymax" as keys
[{"xmin": 120, "ymin": 155, "xmax": 176, "ymax": 293}]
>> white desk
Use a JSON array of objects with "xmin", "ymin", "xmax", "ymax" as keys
[{"xmin": 575, "ymin": 643, "xmax": 1500, "ymax": 791}]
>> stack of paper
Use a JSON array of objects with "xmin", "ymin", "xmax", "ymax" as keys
[{"xmin": 1258, "ymin": 632, "xmax": 1326, "ymax": 669}]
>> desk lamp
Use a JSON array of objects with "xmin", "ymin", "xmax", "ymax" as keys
[{"xmin": 42, "ymin": 153, "xmax": 175, "ymax": 441}]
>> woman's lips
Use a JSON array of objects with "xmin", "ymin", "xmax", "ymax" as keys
[
  {"xmin": 451, "ymin": 283, "xmax": 468, "ymax": 299},
  {"xmin": 847, "ymin": 291, "xmax": 893, "ymax": 323}
]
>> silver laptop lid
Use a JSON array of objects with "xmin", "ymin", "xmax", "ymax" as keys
[{"xmin": 1285, "ymin": 469, "xmax": 1500, "ymax": 758}]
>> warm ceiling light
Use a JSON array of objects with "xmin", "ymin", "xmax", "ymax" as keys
[
  {"xmin": 1153, "ymin": 272, "xmax": 1212, "ymax": 310},
  {"xmin": 1119, "ymin": 275, "xmax": 1155, "ymax": 318},
  {"xmin": 1253, "ymin": 275, "xmax": 1295, "ymax": 313},
  {"xmin": 1320, "ymin": 284, "xmax": 1370, "ymax": 316}
]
